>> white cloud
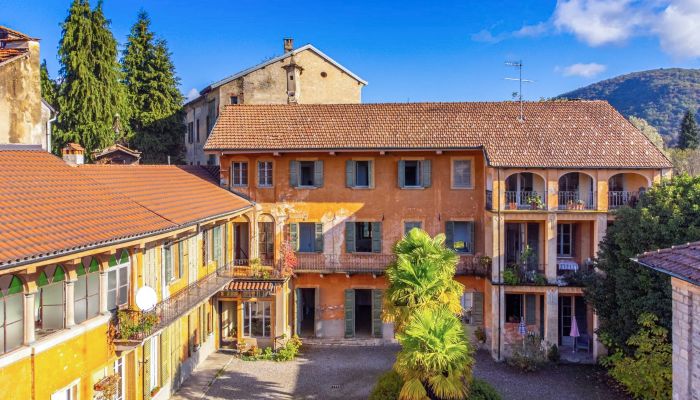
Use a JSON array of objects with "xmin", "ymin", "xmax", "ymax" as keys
[
  {"xmin": 655, "ymin": 0, "xmax": 700, "ymax": 58},
  {"xmin": 513, "ymin": 22, "xmax": 549, "ymax": 38},
  {"xmin": 185, "ymin": 88, "xmax": 200, "ymax": 102},
  {"xmin": 553, "ymin": 0, "xmax": 645, "ymax": 46},
  {"xmin": 560, "ymin": 62, "xmax": 607, "ymax": 77},
  {"xmin": 471, "ymin": 29, "xmax": 506, "ymax": 43}
]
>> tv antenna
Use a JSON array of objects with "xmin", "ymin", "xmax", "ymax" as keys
[{"xmin": 505, "ymin": 60, "xmax": 534, "ymax": 122}]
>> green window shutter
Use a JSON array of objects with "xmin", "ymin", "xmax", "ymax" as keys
[
  {"xmin": 289, "ymin": 161, "xmax": 299, "ymax": 187},
  {"xmin": 143, "ymin": 339, "xmax": 151, "ymax": 400},
  {"xmin": 346, "ymin": 160, "xmax": 355, "ymax": 187},
  {"xmin": 37, "ymin": 271, "xmax": 49, "ymax": 287},
  {"xmin": 89, "ymin": 258, "xmax": 99, "ymax": 273},
  {"xmin": 344, "ymin": 289, "xmax": 355, "ymax": 338},
  {"xmin": 345, "ymin": 222, "xmax": 355, "ymax": 253},
  {"xmin": 289, "ymin": 223, "xmax": 299, "ymax": 251},
  {"xmin": 120, "ymin": 251, "xmax": 129, "ymax": 264},
  {"xmin": 163, "ymin": 246, "xmax": 172, "ymax": 282},
  {"xmin": 422, "ymin": 160, "xmax": 432, "ymax": 187},
  {"xmin": 314, "ymin": 160, "xmax": 324, "ymax": 187},
  {"xmin": 526, "ymin": 294, "xmax": 536, "ymax": 325},
  {"xmin": 76, "ymin": 263, "xmax": 86, "ymax": 277},
  {"xmin": 471, "ymin": 292, "xmax": 484, "ymax": 325},
  {"xmin": 161, "ymin": 330, "xmax": 170, "ymax": 386},
  {"xmin": 445, "ymin": 221, "xmax": 455, "ymax": 250},
  {"xmin": 398, "ymin": 160, "xmax": 405, "ymax": 188},
  {"xmin": 368, "ymin": 160, "xmax": 375, "ymax": 188},
  {"xmin": 53, "ymin": 266, "xmax": 66, "ymax": 282},
  {"xmin": 371, "ymin": 289, "xmax": 383, "ymax": 338},
  {"xmin": 315, "ymin": 223, "xmax": 324, "ymax": 252},
  {"xmin": 213, "ymin": 226, "xmax": 222, "ymax": 266},
  {"xmin": 371, "ymin": 222, "xmax": 382, "ymax": 253},
  {"xmin": 7, "ymin": 276, "xmax": 23, "ymax": 295}
]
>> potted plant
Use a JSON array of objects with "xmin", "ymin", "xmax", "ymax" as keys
[
  {"xmin": 566, "ymin": 200, "xmax": 575, "ymax": 210},
  {"xmin": 526, "ymin": 195, "xmax": 544, "ymax": 210},
  {"xmin": 576, "ymin": 199, "xmax": 585, "ymax": 210},
  {"xmin": 508, "ymin": 201, "xmax": 518, "ymax": 210}
]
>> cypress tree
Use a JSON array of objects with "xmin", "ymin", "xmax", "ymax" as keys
[
  {"xmin": 55, "ymin": 0, "xmax": 129, "ymax": 158},
  {"xmin": 122, "ymin": 11, "xmax": 185, "ymax": 164},
  {"xmin": 677, "ymin": 109, "xmax": 699, "ymax": 149},
  {"xmin": 40, "ymin": 59, "xmax": 59, "ymax": 109}
]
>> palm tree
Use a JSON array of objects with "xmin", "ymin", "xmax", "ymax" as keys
[
  {"xmin": 384, "ymin": 228, "xmax": 464, "ymax": 332},
  {"xmin": 394, "ymin": 307, "xmax": 474, "ymax": 400}
]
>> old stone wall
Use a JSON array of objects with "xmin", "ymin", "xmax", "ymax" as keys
[{"xmin": 672, "ymin": 277, "xmax": 700, "ymax": 400}]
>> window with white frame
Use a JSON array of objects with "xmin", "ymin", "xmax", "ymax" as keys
[
  {"xmin": 163, "ymin": 244, "xmax": 174, "ymax": 282},
  {"xmin": 74, "ymin": 259, "xmax": 100, "ymax": 324},
  {"xmin": 107, "ymin": 251, "xmax": 130, "ymax": 311},
  {"xmin": 149, "ymin": 335, "xmax": 160, "ymax": 392},
  {"xmin": 0, "ymin": 275, "xmax": 24, "ymax": 355},
  {"xmin": 114, "ymin": 357, "xmax": 125, "ymax": 400},
  {"xmin": 231, "ymin": 162, "xmax": 248, "ymax": 187},
  {"xmin": 243, "ymin": 301, "xmax": 271, "ymax": 337},
  {"xmin": 35, "ymin": 265, "xmax": 66, "ymax": 336},
  {"xmin": 557, "ymin": 223, "xmax": 574, "ymax": 257},
  {"xmin": 51, "ymin": 380, "xmax": 79, "ymax": 400},
  {"xmin": 258, "ymin": 161, "xmax": 273, "ymax": 187},
  {"xmin": 452, "ymin": 159, "xmax": 473, "ymax": 188}
]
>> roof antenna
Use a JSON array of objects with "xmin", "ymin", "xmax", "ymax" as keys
[{"xmin": 505, "ymin": 60, "xmax": 534, "ymax": 122}]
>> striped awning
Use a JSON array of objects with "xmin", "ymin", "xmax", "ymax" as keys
[{"xmin": 224, "ymin": 281, "xmax": 275, "ymax": 291}]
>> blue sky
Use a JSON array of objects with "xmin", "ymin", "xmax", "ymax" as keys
[{"xmin": 4, "ymin": 0, "xmax": 700, "ymax": 103}]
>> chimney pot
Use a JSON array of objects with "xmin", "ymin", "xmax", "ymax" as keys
[
  {"xmin": 62, "ymin": 143, "xmax": 85, "ymax": 166},
  {"xmin": 284, "ymin": 38, "xmax": 294, "ymax": 53}
]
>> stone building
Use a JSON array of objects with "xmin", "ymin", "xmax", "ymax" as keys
[
  {"xmin": 92, "ymin": 143, "xmax": 142, "ymax": 165},
  {"xmin": 183, "ymin": 38, "xmax": 366, "ymax": 166},
  {"xmin": 636, "ymin": 243, "xmax": 700, "ymax": 400},
  {"xmin": 0, "ymin": 26, "xmax": 56, "ymax": 150}
]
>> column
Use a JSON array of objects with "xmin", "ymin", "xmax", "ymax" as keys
[
  {"xmin": 23, "ymin": 291, "xmax": 36, "ymax": 345},
  {"xmin": 490, "ymin": 215, "xmax": 505, "ymax": 283},
  {"xmin": 544, "ymin": 288, "xmax": 559, "ymax": 347},
  {"xmin": 490, "ymin": 285, "xmax": 505, "ymax": 360},
  {"xmin": 65, "ymin": 280, "xmax": 76, "ymax": 328},
  {"xmin": 592, "ymin": 214, "xmax": 608, "ymax": 256},
  {"xmin": 545, "ymin": 214, "xmax": 558, "ymax": 282},
  {"xmin": 99, "ymin": 270, "xmax": 109, "ymax": 314}
]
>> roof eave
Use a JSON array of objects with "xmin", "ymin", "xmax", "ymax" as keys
[{"xmin": 633, "ymin": 257, "xmax": 699, "ymax": 287}]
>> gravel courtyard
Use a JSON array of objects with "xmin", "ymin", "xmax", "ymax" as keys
[{"xmin": 173, "ymin": 346, "xmax": 628, "ymax": 400}]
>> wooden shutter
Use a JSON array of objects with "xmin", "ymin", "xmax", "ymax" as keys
[
  {"xmin": 471, "ymin": 292, "xmax": 484, "ymax": 325},
  {"xmin": 445, "ymin": 221, "xmax": 455, "ymax": 249},
  {"xmin": 143, "ymin": 339, "xmax": 151, "ymax": 400},
  {"xmin": 371, "ymin": 222, "xmax": 382, "ymax": 253},
  {"xmin": 315, "ymin": 223, "xmax": 324, "ymax": 252},
  {"xmin": 398, "ymin": 160, "xmax": 405, "ymax": 188},
  {"xmin": 314, "ymin": 160, "xmax": 324, "ymax": 187},
  {"xmin": 160, "ymin": 329, "xmax": 170, "ymax": 386},
  {"xmin": 213, "ymin": 226, "xmax": 222, "ymax": 267},
  {"xmin": 372, "ymin": 289, "xmax": 383, "ymax": 338},
  {"xmin": 289, "ymin": 223, "xmax": 299, "ymax": 251},
  {"xmin": 368, "ymin": 160, "xmax": 375, "ymax": 188},
  {"xmin": 177, "ymin": 241, "xmax": 184, "ymax": 279},
  {"xmin": 344, "ymin": 289, "xmax": 355, "ymax": 338},
  {"xmin": 526, "ymin": 294, "xmax": 536, "ymax": 325},
  {"xmin": 289, "ymin": 160, "xmax": 299, "ymax": 187},
  {"xmin": 346, "ymin": 160, "xmax": 355, "ymax": 187},
  {"xmin": 422, "ymin": 159, "xmax": 432, "ymax": 187},
  {"xmin": 163, "ymin": 246, "xmax": 172, "ymax": 282},
  {"xmin": 345, "ymin": 222, "xmax": 355, "ymax": 253}
]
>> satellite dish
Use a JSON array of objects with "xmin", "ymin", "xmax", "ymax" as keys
[{"xmin": 135, "ymin": 286, "xmax": 158, "ymax": 311}]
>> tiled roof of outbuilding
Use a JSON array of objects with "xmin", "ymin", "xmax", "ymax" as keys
[
  {"xmin": 205, "ymin": 101, "xmax": 671, "ymax": 169},
  {"xmin": 635, "ymin": 242, "xmax": 700, "ymax": 286}
]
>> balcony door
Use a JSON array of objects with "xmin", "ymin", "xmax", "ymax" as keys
[{"xmin": 188, "ymin": 236, "xmax": 198, "ymax": 285}]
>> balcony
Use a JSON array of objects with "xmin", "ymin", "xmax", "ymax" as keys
[
  {"xmin": 558, "ymin": 191, "xmax": 596, "ymax": 210},
  {"xmin": 556, "ymin": 260, "xmax": 594, "ymax": 287},
  {"xmin": 455, "ymin": 255, "xmax": 491, "ymax": 276},
  {"xmin": 504, "ymin": 190, "xmax": 547, "ymax": 210},
  {"xmin": 608, "ymin": 191, "xmax": 639, "ymax": 209},
  {"xmin": 503, "ymin": 263, "xmax": 547, "ymax": 285}
]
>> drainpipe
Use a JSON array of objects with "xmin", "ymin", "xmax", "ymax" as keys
[
  {"xmin": 46, "ymin": 110, "xmax": 58, "ymax": 153},
  {"xmin": 497, "ymin": 168, "xmax": 502, "ymax": 361}
]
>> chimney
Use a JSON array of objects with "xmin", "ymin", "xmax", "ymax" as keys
[
  {"xmin": 62, "ymin": 143, "xmax": 85, "ymax": 165},
  {"xmin": 283, "ymin": 38, "xmax": 294, "ymax": 53}
]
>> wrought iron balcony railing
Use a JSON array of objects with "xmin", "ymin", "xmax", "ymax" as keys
[
  {"xmin": 503, "ymin": 263, "xmax": 548, "ymax": 285},
  {"xmin": 504, "ymin": 190, "xmax": 547, "ymax": 210},
  {"xmin": 608, "ymin": 191, "xmax": 639, "ymax": 209},
  {"xmin": 558, "ymin": 191, "xmax": 596, "ymax": 210}
]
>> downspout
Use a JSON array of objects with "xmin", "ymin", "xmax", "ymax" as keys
[
  {"xmin": 46, "ymin": 110, "xmax": 58, "ymax": 153},
  {"xmin": 497, "ymin": 168, "xmax": 502, "ymax": 361}
]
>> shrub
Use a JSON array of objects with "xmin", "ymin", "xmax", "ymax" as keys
[
  {"xmin": 474, "ymin": 326, "xmax": 487, "ymax": 344},
  {"xmin": 502, "ymin": 267, "xmax": 520, "ymax": 285},
  {"xmin": 241, "ymin": 335, "xmax": 303, "ymax": 362},
  {"xmin": 547, "ymin": 343, "xmax": 560, "ymax": 363},
  {"xmin": 469, "ymin": 378, "xmax": 502, "ymax": 400},
  {"xmin": 368, "ymin": 370, "xmax": 403, "ymax": 400},
  {"xmin": 506, "ymin": 334, "xmax": 548, "ymax": 372},
  {"xmin": 532, "ymin": 273, "xmax": 548, "ymax": 286}
]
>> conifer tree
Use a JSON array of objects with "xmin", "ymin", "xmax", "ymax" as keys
[
  {"xmin": 122, "ymin": 11, "xmax": 185, "ymax": 164},
  {"xmin": 55, "ymin": 0, "xmax": 129, "ymax": 157},
  {"xmin": 677, "ymin": 109, "xmax": 699, "ymax": 149},
  {"xmin": 40, "ymin": 60, "xmax": 59, "ymax": 109}
]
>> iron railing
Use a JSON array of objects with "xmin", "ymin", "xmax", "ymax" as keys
[
  {"xmin": 455, "ymin": 255, "xmax": 490, "ymax": 276},
  {"xmin": 608, "ymin": 191, "xmax": 639, "ymax": 209},
  {"xmin": 504, "ymin": 190, "xmax": 547, "ymax": 210},
  {"xmin": 504, "ymin": 263, "xmax": 547, "ymax": 285},
  {"xmin": 558, "ymin": 191, "xmax": 596, "ymax": 210},
  {"xmin": 293, "ymin": 253, "xmax": 395, "ymax": 273}
]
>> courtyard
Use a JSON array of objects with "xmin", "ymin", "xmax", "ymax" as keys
[{"xmin": 172, "ymin": 345, "xmax": 628, "ymax": 400}]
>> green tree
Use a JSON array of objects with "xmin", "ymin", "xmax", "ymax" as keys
[
  {"xmin": 55, "ymin": 0, "xmax": 129, "ymax": 158},
  {"xmin": 669, "ymin": 147, "xmax": 700, "ymax": 176},
  {"xmin": 603, "ymin": 313, "xmax": 672, "ymax": 400},
  {"xmin": 629, "ymin": 116, "xmax": 665, "ymax": 152},
  {"xmin": 40, "ymin": 59, "xmax": 59, "ymax": 109},
  {"xmin": 122, "ymin": 10, "xmax": 185, "ymax": 164},
  {"xmin": 585, "ymin": 175, "xmax": 700, "ymax": 353},
  {"xmin": 383, "ymin": 229, "xmax": 464, "ymax": 333},
  {"xmin": 677, "ymin": 109, "xmax": 699, "ymax": 149},
  {"xmin": 394, "ymin": 307, "xmax": 474, "ymax": 400}
]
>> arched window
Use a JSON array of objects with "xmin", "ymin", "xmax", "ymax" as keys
[
  {"xmin": 74, "ymin": 258, "xmax": 100, "ymax": 324},
  {"xmin": 35, "ymin": 265, "xmax": 66, "ymax": 337},
  {"xmin": 108, "ymin": 251, "xmax": 130, "ymax": 311},
  {"xmin": 0, "ymin": 275, "xmax": 24, "ymax": 354}
]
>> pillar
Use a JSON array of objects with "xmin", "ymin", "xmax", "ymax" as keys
[
  {"xmin": 490, "ymin": 215, "xmax": 505, "ymax": 283},
  {"xmin": 99, "ymin": 270, "xmax": 109, "ymax": 314},
  {"xmin": 592, "ymin": 214, "xmax": 608, "ymax": 256},
  {"xmin": 490, "ymin": 284, "xmax": 505, "ymax": 360},
  {"xmin": 65, "ymin": 280, "xmax": 76, "ymax": 328},
  {"xmin": 544, "ymin": 288, "xmax": 559, "ymax": 347},
  {"xmin": 23, "ymin": 291, "xmax": 36, "ymax": 345},
  {"xmin": 545, "ymin": 214, "xmax": 558, "ymax": 282}
]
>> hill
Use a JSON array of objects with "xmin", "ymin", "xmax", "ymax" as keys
[{"xmin": 559, "ymin": 68, "xmax": 700, "ymax": 142}]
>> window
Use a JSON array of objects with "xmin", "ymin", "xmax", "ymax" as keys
[
  {"xmin": 345, "ymin": 160, "xmax": 371, "ymax": 188},
  {"xmin": 243, "ymin": 301, "xmax": 271, "ymax": 337},
  {"xmin": 149, "ymin": 335, "xmax": 159, "ymax": 392},
  {"xmin": 300, "ymin": 161, "xmax": 315, "ymax": 186},
  {"xmin": 231, "ymin": 161, "xmax": 248, "ymax": 187},
  {"xmin": 74, "ymin": 259, "xmax": 100, "ymax": 324},
  {"xmin": 292, "ymin": 222, "xmax": 323, "ymax": 253},
  {"xmin": 404, "ymin": 221, "xmax": 422, "ymax": 235},
  {"xmin": 399, "ymin": 160, "xmax": 431, "ymax": 188},
  {"xmin": 258, "ymin": 161, "xmax": 273, "ymax": 187},
  {"xmin": 446, "ymin": 221, "xmax": 474, "ymax": 254},
  {"xmin": 206, "ymin": 100, "xmax": 217, "ymax": 134},
  {"xmin": 230, "ymin": 96, "xmax": 239, "ymax": 105},
  {"xmin": 35, "ymin": 265, "xmax": 66, "ymax": 335},
  {"xmin": 207, "ymin": 154, "xmax": 216, "ymax": 166},
  {"xmin": 0, "ymin": 275, "xmax": 24, "ymax": 354},
  {"xmin": 452, "ymin": 159, "xmax": 473, "ymax": 188},
  {"xmin": 187, "ymin": 122, "xmax": 194, "ymax": 144},
  {"xmin": 114, "ymin": 357, "xmax": 125, "ymax": 400},
  {"xmin": 195, "ymin": 119, "xmax": 200, "ymax": 142},
  {"xmin": 345, "ymin": 222, "xmax": 381, "ymax": 253},
  {"xmin": 107, "ymin": 251, "xmax": 130, "ymax": 311},
  {"xmin": 163, "ymin": 244, "xmax": 174, "ymax": 282},
  {"xmin": 258, "ymin": 222, "xmax": 274, "ymax": 263},
  {"xmin": 557, "ymin": 223, "xmax": 574, "ymax": 257},
  {"xmin": 177, "ymin": 241, "xmax": 184, "ymax": 280},
  {"xmin": 290, "ymin": 160, "xmax": 323, "ymax": 188},
  {"xmin": 51, "ymin": 380, "xmax": 79, "ymax": 400},
  {"xmin": 505, "ymin": 294, "xmax": 523, "ymax": 323}
]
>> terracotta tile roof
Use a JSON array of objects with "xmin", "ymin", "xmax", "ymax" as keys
[
  {"xmin": 76, "ymin": 165, "xmax": 250, "ymax": 225},
  {"xmin": 224, "ymin": 281, "xmax": 275, "ymax": 291},
  {"xmin": 635, "ymin": 242, "xmax": 700, "ymax": 286},
  {"xmin": 0, "ymin": 26, "xmax": 35, "ymax": 41},
  {"xmin": 0, "ymin": 48, "xmax": 26, "ymax": 64},
  {"xmin": 205, "ymin": 101, "xmax": 672, "ymax": 169},
  {"xmin": 0, "ymin": 150, "xmax": 174, "ymax": 267}
]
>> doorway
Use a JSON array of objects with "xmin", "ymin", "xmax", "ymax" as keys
[
  {"xmin": 355, "ymin": 289, "xmax": 372, "ymax": 337},
  {"xmin": 233, "ymin": 222, "xmax": 249, "ymax": 261},
  {"xmin": 298, "ymin": 288, "xmax": 316, "ymax": 337},
  {"xmin": 219, "ymin": 300, "xmax": 237, "ymax": 349},
  {"xmin": 559, "ymin": 296, "xmax": 588, "ymax": 346}
]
